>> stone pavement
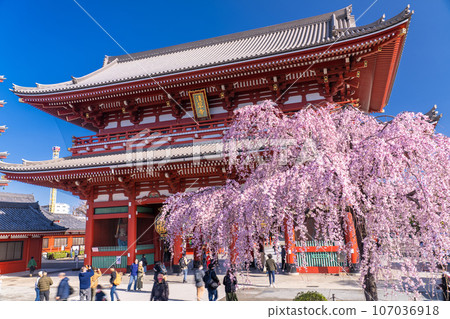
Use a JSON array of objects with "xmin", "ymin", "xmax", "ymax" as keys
[{"xmin": 1, "ymin": 265, "xmax": 442, "ymax": 301}]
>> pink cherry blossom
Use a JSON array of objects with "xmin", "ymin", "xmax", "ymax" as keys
[{"xmin": 161, "ymin": 101, "xmax": 450, "ymax": 300}]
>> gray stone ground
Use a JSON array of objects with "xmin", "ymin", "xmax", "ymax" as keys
[{"xmin": 0, "ymin": 257, "xmax": 445, "ymax": 301}]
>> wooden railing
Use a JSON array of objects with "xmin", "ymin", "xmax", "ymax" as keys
[{"xmin": 70, "ymin": 118, "xmax": 232, "ymax": 156}]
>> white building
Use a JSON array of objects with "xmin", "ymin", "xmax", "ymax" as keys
[{"xmin": 42, "ymin": 203, "xmax": 70, "ymax": 214}]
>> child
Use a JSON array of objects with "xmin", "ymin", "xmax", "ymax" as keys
[{"xmin": 95, "ymin": 284, "xmax": 107, "ymax": 301}]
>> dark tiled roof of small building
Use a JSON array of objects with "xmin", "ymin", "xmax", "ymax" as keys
[
  {"xmin": 41, "ymin": 207, "xmax": 86, "ymax": 232},
  {"xmin": 0, "ymin": 201, "xmax": 67, "ymax": 233}
]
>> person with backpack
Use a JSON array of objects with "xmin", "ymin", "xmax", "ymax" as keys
[
  {"xmin": 194, "ymin": 263, "xmax": 205, "ymax": 301},
  {"xmin": 203, "ymin": 263, "xmax": 220, "ymax": 301},
  {"xmin": 56, "ymin": 272, "xmax": 70, "ymax": 301},
  {"xmin": 79, "ymin": 265, "xmax": 95, "ymax": 301},
  {"xmin": 109, "ymin": 266, "xmax": 121, "ymax": 301},
  {"xmin": 127, "ymin": 259, "xmax": 139, "ymax": 291},
  {"xmin": 179, "ymin": 253, "xmax": 189, "ymax": 283},
  {"xmin": 265, "ymin": 254, "xmax": 277, "ymax": 287},
  {"xmin": 223, "ymin": 268, "xmax": 238, "ymax": 301},
  {"xmin": 150, "ymin": 273, "xmax": 169, "ymax": 301},
  {"xmin": 27, "ymin": 257, "xmax": 37, "ymax": 277}
]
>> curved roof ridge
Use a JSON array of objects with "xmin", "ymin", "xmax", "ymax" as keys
[{"xmin": 107, "ymin": 6, "xmax": 353, "ymax": 64}]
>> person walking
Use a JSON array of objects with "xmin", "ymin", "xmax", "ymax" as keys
[
  {"xmin": 109, "ymin": 267, "xmax": 121, "ymax": 301},
  {"xmin": 34, "ymin": 271, "xmax": 43, "ymax": 301},
  {"xmin": 140, "ymin": 255, "xmax": 148, "ymax": 273},
  {"xmin": 281, "ymin": 246, "xmax": 286, "ymax": 272},
  {"xmin": 203, "ymin": 263, "xmax": 220, "ymax": 301},
  {"xmin": 223, "ymin": 268, "xmax": 238, "ymax": 301},
  {"xmin": 265, "ymin": 254, "xmax": 277, "ymax": 287},
  {"xmin": 79, "ymin": 265, "xmax": 94, "ymax": 301},
  {"xmin": 136, "ymin": 261, "xmax": 145, "ymax": 291},
  {"xmin": 56, "ymin": 273, "xmax": 70, "ymax": 301},
  {"xmin": 194, "ymin": 264, "xmax": 205, "ymax": 301},
  {"xmin": 127, "ymin": 259, "xmax": 139, "ymax": 291},
  {"xmin": 179, "ymin": 253, "xmax": 189, "ymax": 283},
  {"xmin": 150, "ymin": 273, "xmax": 169, "ymax": 301},
  {"xmin": 27, "ymin": 257, "xmax": 37, "ymax": 277},
  {"xmin": 37, "ymin": 271, "xmax": 53, "ymax": 301},
  {"xmin": 90, "ymin": 267, "xmax": 102, "ymax": 300}
]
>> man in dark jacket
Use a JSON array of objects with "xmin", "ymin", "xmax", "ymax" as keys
[
  {"xmin": 56, "ymin": 273, "xmax": 70, "ymax": 301},
  {"xmin": 223, "ymin": 268, "xmax": 238, "ymax": 301},
  {"xmin": 281, "ymin": 246, "xmax": 286, "ymax": 271},
  {"xmin": 127, "ymin": 259, "xmax": 139, "ymax": 291},
  {"xmin": 140, "ymin": 255, "xmax": 148, "ymax": 273},
  {"xmin": 203, "ymin": 263, "xmax": 220, "ymax": 301},
  {"xmin": 37, "ymin": 271, "xmax": 53, "ymax": 301},
  {"xmin": 150, "ymin": 273, "xmax": 169, "ymax": 301},
  {"xmin": 79, "ymin": 265, "xmax": 94, "ymax": 301}
]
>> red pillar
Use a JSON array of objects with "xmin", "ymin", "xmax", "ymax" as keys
[
  {"xmin": 284, "ymin": 219, "xmax": 298, "ymax": 274},
  {"xmin": 127, "ymin": 191, "xmax": 137, "ymax": 269},
  {"xmin": 345, "ymin": 212, "xmax": 359, "ymax": 271},
  {"xmin": 173, "ymin": 234, "xmax": 183, "ymax": 273},
  {"xmin": 230, "ymin": 224, "xmax": 237, "ymax": 267},
  {"xmin": 85, "ymin": 197, "xmax": 94, "ymax": 266}
]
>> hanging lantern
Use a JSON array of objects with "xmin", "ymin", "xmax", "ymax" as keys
[{"xmin": 155, "ymin": 217, "xmax": 167, "ymax": 237}]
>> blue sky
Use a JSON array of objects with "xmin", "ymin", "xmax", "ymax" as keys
[{"xmin": 0, "ymin": 0, "xmax": 448, "ymax": 210}]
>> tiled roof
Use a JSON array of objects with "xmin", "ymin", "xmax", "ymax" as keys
[
  {"xmin": 0, "ymin": 141, "xmax": 223, "ymax": 173},
  {"xmin": 0, "ymin": 192, "xmax": 35, "ymax": 203},
  {"xmin": 12, "ymin": 5, "xmax": 413, "ymax": 94},
  {"xmin": 0, "ymin": 201, "xmax": 67, "ymax": 233},
  {"xmin": 40, "ymin": 207, "xmax": 86, "ymax": 232}
]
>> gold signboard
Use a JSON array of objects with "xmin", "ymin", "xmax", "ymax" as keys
[{"xmin": 189, "ymin": 89, "xmax": 211, "ymax": 120}]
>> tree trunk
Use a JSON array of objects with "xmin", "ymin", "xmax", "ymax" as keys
[
  {"xmin": 363, "ymin": 271, "xmax": 378, "ymax": 301},
  {"xmin": 351, "ymin": 209, "xmax": 379, "ymax": 301}
]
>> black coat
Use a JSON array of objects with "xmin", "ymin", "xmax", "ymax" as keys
[
  {"xmin": 56, "ymin": 277, "xmax": 70, "ymax": 300},
  {"xmin": 151, "ymin": 280, "xmax": 169, "ymax": 301},
  {"xmin": 223, "ymin": 274, "xmax": 237, "ymax": 293},
  {"xmin": 203, "ymin": 269, "xmax": 220, "ymax": 290}
]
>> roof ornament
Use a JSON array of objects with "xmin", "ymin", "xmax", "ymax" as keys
[
  {"xmin": 378, "ymin": 14, "xmax": 386, "ymax": 24},
  {"xmin": 423, "ymin": 105, "xmax": 442, "ymax": 124},
  {"xmin": 405, "ymin": 4, "xmax": 411, "ymax": 14},
  {"xmin": 71, "ymin": 76, "xmax": 78, "ymax": 84},
  {"xmin": 103, "ymin": 55, "xmax": 109, "ymax": 67},
  {"xmin": 345, "ymin": 5, "xmax": 352, "ymax": 20}
]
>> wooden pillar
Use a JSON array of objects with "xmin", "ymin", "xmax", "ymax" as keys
[
  {"xmin": 85, "ymin": 197, "xmax": 94, "ymax": 266},
  {"xmin": 345, "ymin": 212, "xmax": 359, "ymax": 272},
  {"xmin": 284, "ymin": 219, "xmax": 298, "ymax": 275},
  {"xmin": 172, "ymin": 234, "xmax": 183, "ymax": 273},
  {"xmin": 127, "ymin": 190, "xmax": 137, "ymax": 270},
  {"xmin": 230, "ymin": 224, "xmax": 237, "ymax": 267}
]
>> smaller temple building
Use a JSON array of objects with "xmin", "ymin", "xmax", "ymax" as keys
[
  {"xmin": 40, "ymin": 206, "xmax": 86, "ymax": 256},
  {"xmin": 0, "ymin": 192, "xmax": 66, "ymax": 274}
]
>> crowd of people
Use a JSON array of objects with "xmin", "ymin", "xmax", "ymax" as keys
[{"xmin": 30, "ymin": 248, "xmax": 290, "ymax": 301}]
